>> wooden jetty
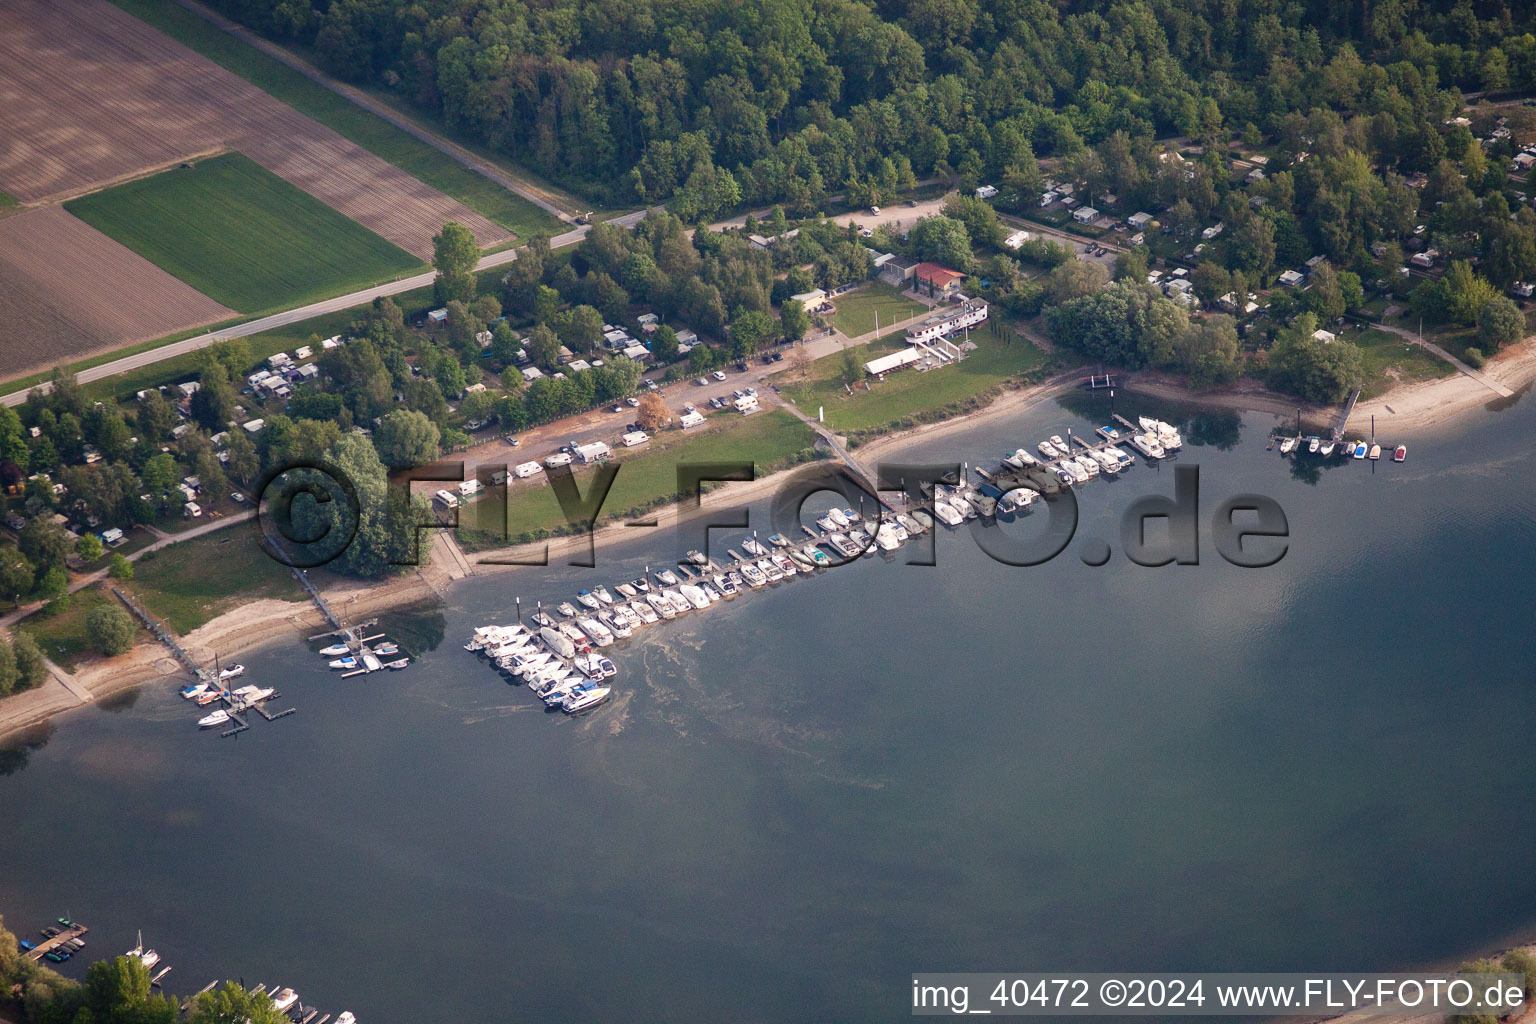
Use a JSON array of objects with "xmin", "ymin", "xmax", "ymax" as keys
[
  {"xmin": 25, "ymin": 923, "xmax": 87, "ymax": 962},
  {"xmin": 181, "ymin": 980, "xmax": 220, "ymax": 1012},
  {"xmin": 1332, "ymin": 386, "xmax": 1362, "ymax": 441},
  {"xmin": 151, "ymin": 966, "xmax": 173, "ymax": 987}
]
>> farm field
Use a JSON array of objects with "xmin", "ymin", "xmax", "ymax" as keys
[
  {"xmin": 0, "ymin": 206, "xmax": 234, "ymax": 379},
  {"xmin": 0, "ymin": 0, "xmax": 508, "ymax": 258},
  {"xmin": 66, "ymin": 153, "xmax": 423, "ymax": 314},
  {"xmin": 110, "ymin": 0, "xmax": 565, "ymax": 240}
]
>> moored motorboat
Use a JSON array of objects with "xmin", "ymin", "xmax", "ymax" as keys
[
  {"xmin": 678, "ymin": 584, "xmax": 710, "ymax": 610},
  {"xmin": 615, "ymin": 582, "xmax": 637, "ymax": 598},
  {"xmin": 1319, "ymin": 439, "xmax": 1336, "ymax": 456},
  {"xmin": 757, "ymin": 557, "xmax": 784, "ymax": 582},
  {"xmin": 632, "ymin": 600, "xmax": 659, "ymax": 624},
  {"xmin": 827, "ymin": 507, "xmax": 851, "ymax": 527},
  {"xmin": 1130, "ymin": 433, "xmax": 1165, "ymax": 459},
  {"xmin": 1352, "ymin": 440, "xmax": 1368, "ymax": 459},
  {"xmin": 739, "ymin": 562, "xmax": 768, "ymax": 587},
  {"xmin": 374, "ymin": 642, "xmax": 399, "ymax": 656},
  {"xmin": 318, "ymin": 643, "xmax": 349, "ymax": 657},
  {"xmin": 576, "ymin": 589, "xmax": 601, "ymax": 610},
  {"xmin": 629, "ymin": 577, "xmax": 651, "ymax": 594},
  {"xmin": 197, "ymin": 710, "xmax": 229, "ymax": 729},
  {"xmin": 1307, "ymin": 436, "xmax": 1320, "ymax": 454},
  {"xmin": 557, "ymin": 602, "xmax": 578, "ymax": 617},
  {"xmin": 563, "ymin": 685, "xmax": 611, "ymax": 714},
  {"xmin": 647, "ymin": 592, "xmax": 678, "ymax": 618},
  {"xmin": 932, "ymin": 501, "xmax": 963, "ymax": 526},
  {"xmin": 655, "ymin": 568, "xmax": 680, "ymax": 586},
  {"xmin": 1393, "ymin": 444, "xmax": 1407, "ymax": 462},
  {"xmin": 218, "ymin": 664, "xmax": 244, "ymax": 680},
  {"xmin": 540, "ymin": 626, "xmax": 575, "ymax": 658},
  {"xmin": 1038, "ymin": 440, "xmax": 1061, "ymax": 459},
  {"xmin": 593, "ymin": 585, "xmax": 615, "ymax": 605},
  {"xmin": 1278, "ymin": 436, "xmax": 1297, "ymax": 454},
  {"xmin": 329, "ymin": 656, "xmax": 357, "ymax": 670},
  {"xmin": 180, "ymin": 682, "xmax": 209, "ymax": 700},
  {"xmin": 1368, "ymin": 443, "xmax": 1381, "ymax": 460}
]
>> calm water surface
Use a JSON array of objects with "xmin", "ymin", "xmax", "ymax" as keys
[{"xmin": 2, "ymin": 389, "xmax": 1534, "ymax": 1022}]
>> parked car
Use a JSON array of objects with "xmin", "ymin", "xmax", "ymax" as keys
[
  {"xmin": 905, "ymin": 199, "xmax": 917, "ymax": 207},
  {"xmin": 712, "ymin": 370, "xmax": 727, "ymax": 381},
  {"xmin": 612, "ymin": 404, "xmax": 624, "ymax": 413},
  {"xmin": 696, "ymin": 376, "xmax": 708, "ymax": 386},
  {"xmin": 735, "ymin": 361, "xmax": 749, "ymax": 372},
  {"xmin": 745, "ymin": 387, "xmax": 757, "ymax": 397},
  {"xmin": 626, "ymin": 396, "xmax": 640, "ymax": 407},
  {"xmin": 231, "ymin": 492, "xmax": 247, "ymax": 504},
  {"xmin": 771, "ymin": 352, "xmax": 784, "ymax": 362},
  {"xmin": 732, "ymin": 389, "xmax": 745, "ymax": 400}
]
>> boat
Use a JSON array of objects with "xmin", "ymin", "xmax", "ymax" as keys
[
  {"xmin": 126, "ymin": 932, "xmax": 160, "ymax": 970},
  {"xmin": 373, "ymin": 642, "xmax": 399, "ymax": 656},
  {"xmin": 599, "ymin": 611, "xmax": 632, "ymax": 639},
  {"xmin": 269, "ymin": 989, "xmax": 299, "ymax": 1014},
  {"xmin": 678, "ymin": 585, "xmax": 710, "ymax": 610},
  {"xmin": 655, "ymin": 568, "xmax": 680, "ymax": 586},
  {"xmin": 1002, "ymin": 448, "xmax": 1038, "ymax": 469},
  {"xmin": 1002, "ymin": 486, "xmax": 1037, "ymax": 510},
  {"xmin": 576, "ymin": 589, "xmax": 601, "ymax": 610},
  {"xmin": 683, "ymin": 549, "xmax": 709, "ymax": 565},
  {"xmin": 592, "ymin": 585, "xmax": 615, "ymax": 605},
  {"xmin": 754, "ymin": 557, "xmax": 780, "ymax": 582},
  {"xmin": 815, "ymin": 514, "xmax": 839, "ymax": 533},
  {"xmin": 1319, "ymin": 439, "xmax": 1336, "ymax": 456},
  {"xmin": 1096, "ymin": 425, "xmax": 1121, "ymax": 442},
  {"xmin": 1075, "ymin": 455, "xmax": 1100, "ymax": 478},
  {"xmin": 770, "ymin": 552, "xmax": 800, "ymax": 577},
  {"xmin": 739, "ymin": 562, "xmax": 768, "ymax": 587},
  {"xmin": 531, "ymin": 611, "xmax": 555, "ymax": 628},
  {"xmin": 702, "ymin": 580, "xmax": 725, "ymax": 601},
  {"xmin": 335, "ymin": 1014, "xmax": 357, "ymax": 1024},
  {"xmin": 1106, "ymin": 446, "xmax": 1133, "ymax": 469},
  {"xmin": 874, "ymin": 523, "xmax": 901, "ymax": 551},
  {"xmin": 1063, "ymin": 459, "xmax": 1090, "ymax": 484},
  {"xmin": 180, "ymin": 682, "xmax": 209, "ymax": 700},
  {"xmin": 632, "ymin": 600, "xmax": 659, "ymax": 624},
  {"xmin": 328, "ymin": 656, "xmax": 357, "ymax": 670},
  {"xmin": 1037, "ymin": 440, "xmax": 1061, "ymax": 459},
  {"xmin": 231, "ymin": 685, "xmax": 275, "ymax": 703},
  {"xmin": 385, "ymin": 658, "xmax": 409, "ymax": 670},
  {"xmin": 539, "ymin": 626, "xmax": 575, "ymax": 658},
  {"xmin": 647, "ymin": 592, "xmax": 678, "ymax": 618},
  {"xmin": 767, "ymin": 533, "xmax": 790, "ymax": 548},
  {"xmin": 1153, "ymin": 420, "xmax": 1183, "ymax": 450},
  {"xmin": 742, "ymin": 536, "xmax": 767, "ymax": 556},
  {"xmin": 896, "ymin": 513, "xmax": 924, "ymax": 535},
  {"xmin": 660, "ymin": 588, "xmax": 689, "ymax": 614},
  {"xmin": 1130, "ymin": 433, "xmax": 1165, "ymax": 459},
  {"xmin": 563, "ymin": 685, "xmax": 612, "ymax": 714},
  {"xmin": 360, "ymin": 652, "xmax": 382, "ymax": 672},
  {"xmin": 827, "ymin": 507, "xmax": 852, "ymax": 527},
  {"xmin": 802, "ymin": 545, "xmax": 830, "ymax": 567},
  {"xmin": 318, "ymin": 643, "xmax": 349, "ymax": 657},
  {"xmin": 1091, "ymin": 449, "xmax": 1120, "ymax": 473},
  {"xmin": 1278, "ymin": 436, "xmax": 1297, "ymax": 454},
  {"xmin": 1352, "ymin": 441, "xmax": 1368, "ymax": 459},
  {"xmin": 1050, "ymin": 434, "xmax": 1067, "ymax": 451},
  {"xmin": 932, "ymin": 502, "xmax": 963, "ymax": 526},
  {"xmin": 1368, "ymin": 443, "xmax": 1381, "ymax": 460},
  {"xmin": 615, "ymin": 582, "xmax": 637, "ymax": 599},
  {"xmin": 195, "ymin": 689, "xmax": 223, "ymax": 706},
  {"xmin": 629, "ymin": 577, "xmax": 650, "ymax": 594},
  {"xmin": 195, "ymin": 707, "xmax": 231, "ymax": 726},
  {"xmin": 1053, "ymin": 466, "xmax": 1076, "ymax": 486},
  {"xmin": 788, "ymin": 548, "xmax": 813, "ymax": 567},
  {"xmin": 714, "ymin": 573, "xmax": 739, "ymax": 597},
  {"xmin": 556, "ymin": 602, "xmax": 578, "ymax": 618},
  {"xmin": 1393, "ymin": 444, "xmax": 1407, "ymax": 462},
  {"xmin": 218, "ymin": 664, "xmax": 244, "ymax": 680},
  {"xmin": 578, "ymin": 618, "xmax": 614, "ymax": 647},
  {"xmin": 1307, "ymin": 436, "xmax": 1320, "ymax": 454}
]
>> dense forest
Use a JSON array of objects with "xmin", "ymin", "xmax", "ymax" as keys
[{"xmin": 212, "ymin": 0, "xmax": 1536, "ymax": 213}]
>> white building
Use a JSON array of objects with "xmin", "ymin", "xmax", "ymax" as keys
[
  {"xmin": 974, "ymin": 184, "xmax": 999, "ymax": 199},
  {"xmin": 1312, "ymin": 329, "xmax": 1337, "ymax": 344},
  {"xmin": 733, "ymin": 394, "xmax": 760, "ymax": 414},
  {"xmin": 621, "ymin": 431, "xmax": 650, "ymax": 447},
  {"xmin": 1277, "ymin": 270, "xmax": 1306, "ymax": 287},
  {"xmin": 679, "ymin": 410, "xmax": 706, "ymax": 429},
  {"xmin": 1127, "ymin": 212, "xmax": 1152, "ymax": 229},
  {"xmin": 1003, "ymin": 229, "xmax": 1034, "ymax": 250},
  {"xmin": 905, "ymin": 301, "xmax": 988, "ymax": 344},
  {"xmin": 1072, "ymin": 206, "xmax": 1099, "ymax": 224},
  {"xmin": 864, "ymin": 348, "xmax": 924, "ymax": 376},
  {"xmin": 1201, "ymin": 223, "xmax": 1225, "ymax": 240},
  {"xmin": 575, "ymin": 441, "xmax": 612, "ymax": 464}
]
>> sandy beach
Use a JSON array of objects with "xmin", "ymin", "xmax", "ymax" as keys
[{"xmin": 2, "ymin": 334, "xmax": 1532, "ymax": 744}]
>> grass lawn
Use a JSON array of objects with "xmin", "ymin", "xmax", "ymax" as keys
[
  {"xmin": 460, "ymin": 410, "xmax": 819, "ymax": 545},
  {"xmin": 126, "ymin": 529, "xmax": 306, "ymax": 635},
  {"xmin": 66, "ymin": 152, "xmax": 422, "ymax": 314},
  {"xmin": 18, "ymin": 586, "xmax": 118, "ymax": 670},
  {"xmin": 779, "ymin": 325, "xmax": 1052, "ymax": 434},
  {"xmin": 0, "ymin": 191, "xmax": 16, "ymax": 209},
  {"xmin": 111, "ymin": 0, "xmax": 563, "ymax": 240},
  {"xmin": 832, "ymin": 283, "xmax": 929, "ymax": 339},
  {"xmin": 1352, "ymin": 327, "xmax": 1455, "ymax": 397}
]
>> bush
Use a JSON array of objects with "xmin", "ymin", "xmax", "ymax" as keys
[
  {"xmin": 84, "ymin": 604, "xmax": 136, "ymax": 657},
  {"xmin": 1463, "ymin": 346, "xmax": 1485, "ymax": 367},
  {"xmin": 108, "ymin": 553, "xmax": 134, "ymax": 580}
]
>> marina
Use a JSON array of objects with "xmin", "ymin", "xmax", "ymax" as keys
[{"xmin": 466, "ymin": 410, "xmax": 1209, "ymax": 714}]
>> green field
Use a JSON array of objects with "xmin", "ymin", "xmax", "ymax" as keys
[
  {"xmin": 19, "ymin": 586, "xmax": 119, "ymax": 670},
  {"xmin": 127, "ymin": 530, "xmax": 305, "ymax": 634},
  {"xmin": 111, "ymin": 0, "xmax": 564, "ymax": 240},
  {"xmin": 832, "ymin": 283, "xmax": 930, "ymax": 339},
  {"xmin": 780, "ymin": 324, "xmax": 1052, "ymax": 433},
  {"xmin": 460, "ymin": 410, "xmax": 820, "ymax": 546},
  {"xmin": 0, "ymin": 191, "xmax": 16, "ymax": 210},
  {"xmin": 65, "ymin": 152, "xmax": 422, "ymax": 313},
  {"xmin": 1351, "ymin": 327, "xmax": 1454, "ymax": 397}
]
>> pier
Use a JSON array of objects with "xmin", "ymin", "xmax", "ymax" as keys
[
  {"xmin": 113, "ymin": 587, "xmax": 214, "ymax": 685},
  {"xmin": 25, "ymin": 923, "xmax": 87, "ymax": 962},
  {"xmin": 1332, "ymin": 387, "xmax": 1362, "ymax": 441}
]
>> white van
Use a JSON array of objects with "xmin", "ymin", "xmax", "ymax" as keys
[
  {"xmin": 514, "ymin": 461, "xmax": 543, "ymax": 479},
  {"xmin": 544, "ymin": 452, "xmax": 573, "ymax": 468}
]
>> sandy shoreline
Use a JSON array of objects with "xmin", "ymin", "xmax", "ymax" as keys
[{"xmin": 2, "ymin": 336, "xmax": 1533, "ymax": 745}]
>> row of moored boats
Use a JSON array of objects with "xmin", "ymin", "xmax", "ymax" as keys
[{"xmin": 1278, "ymin": 434, "xmax": 1406, "ymax": 461}]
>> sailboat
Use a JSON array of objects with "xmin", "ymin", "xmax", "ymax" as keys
[{"xmin": 126, "ymin": 932, "xmax": 160, "ymax": 969}]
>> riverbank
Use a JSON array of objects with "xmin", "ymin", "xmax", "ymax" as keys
[{"xmin": 2, "ymin": 334, "xmax": 1532, "ymax": 745}]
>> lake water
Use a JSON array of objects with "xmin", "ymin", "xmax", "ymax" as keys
[{"xmin": 2, "ymin": 388, "xmax": 1534, "ymax": 1022}]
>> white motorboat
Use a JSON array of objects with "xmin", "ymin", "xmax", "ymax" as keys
[
  {"xmin": 629, "ymin": 576, "xmax": 650, "ymax": 594},
  {"xmin": 632, "ymin": 600, "xmax": 659, "ymax": 623},
  {"xmin": 593, "ymin": 585, "xmax": 615, "ymax": 605},
  {"xmin": 827, "ymin": 507, "xmax": 851, "ymax": 527},
  {"xmin": 933, "ymin": 501, "xmax": 963, "ymax": 526},
  {"xmin": 1002, "ymin": 486, "xmax": 1038, "ymax": 509},
  {"xmin": 1106, "ymin": 446, "xmax": 1133, "ymax": 469},
  {"xmin": 1368, "ymin": 443, "xmax": 1381, "ymax": 460},
  {"xmin": 742, "ymin": 536, "xmax": 767, "ymax": 556},
  {"xmin": 598, "ymin": 612, "xmax": 632, "ymax": 639},
  {"xmin": 647, "ymin": 592, "xmax": 677, "ymax": 619},
  {"xmin": 739, "ymin": 562, "xmax": 768, "ymax": 587},
  {"xmin": 578, "ymin": 618, "xmax": 614, "ymax": 647},
  {"xmin": 758, "ymin": 557, "xmax": 784, "ymax": 582},
  {"xmin": 1037, "ymin": 440, "xmax": 1061, "ymax": 459},
  {"xmin": 1130, "ymin": 433, "xmax": 1165, "ymax": 459},
  {"xmin": 815, "ymin": 514, "xmax": 839, "ymax": 533},
  {"xmin": 335, "ymin": 1014, "xmax": 357, "ymax": 1024},
  {"xmin": 715, "ymin": 573, "xmax": 739, "ymax": 596},
  {"xmin": 540, "ymin": 626, "xmax": 575, "ymax": 658},
  {"xmin": 217, "ymin": 664, "xmax": 244, "ymax": 680},
  {"xmin": 770, "ymin": 552, "xmax": 799, "ymax": 577},
  {"xmin": 1091, "ymin": 449, "xmax": 1120, "ymax": 473},
  {"xmin": 360, "ymin": 652, "xmax": 382, "ymax": 672},
  {"xmin": 1050, "ymin": 435, "xmax": 1068, "ymax": 451},
  {"xmin": 1054, "ymin": 466, "xmax": 1076, "ymax": 486},
  {"xmin": 895, "ymin": 513, "xmax": 924, "ymax": 535},
  {"xmin": 1062, "ymin": 459, "xmax": 1090, "ymax": 484},
  {"xmin": 1075, "ymin": 455, "xmax": 1100, "ymax": 478},
  {"xmin": 1320, "ymin": 439, "xmax": 1337, "ymax": 456},
  {"xmin": 1154, "ymin": 421, "xmax": 1182, "ymax": 449},
  {"xmin": 702, "ymin": 580, "xmax": 726, "ymax": 600},
  {"xmin": 328, "ymin": 656, "xmax": 357, "ymax": 670},
  {"xmin": 1004, "ymin": 448, "xmax": 1038, "ymax": 469},
  {"xmin": 180, "ymin": 682, "xmax": 210, "ymax": 701},
  {"xmin": 1307, "ymin": 436, "xmax": 1320, "ymax": 454},
  {"xmin": 556, "ymin": 601, "xmax": 578, "ymax": 618},
  {"xmin": 269, "ymin": 989, "xmax": 299, "ymax": 1014},
  {"xmin": 801, "ymin": 545, "xmax": 830, "ymax": 567},
  {"xmin": 662, "ymin": 588, "xmax": 691, "ymax": 614},
  {"xmin": 319, "ymin": 643, "xmax": 349, "ymax": 657},
  {"xmin": 678, "ymin": 584, "xmax": 710, "ymax": 610},
  {"xmin": 1279, "ymin": 436, "xmax": 1297, "ymax": 454},
  {"xmin": 576, "ymin": 590, "xmax": 601, "ymax": 610},
  {"xmin": 874, "ymin": 523, "xmax": 901, "ymax": 551},
  {"xmin": 374, "ymin": 642, "xmax": 399, "ymax": 656},
  {"xmin": 197, "ymin": 710, "xmax": 229, "ymax": 729},
  {"xmin": 563, "ymin": 685, "xmax": 612, "ymax": 713},
  {"xmin": 615, "ymin": 582, "xmax": 637, "ymax": 598}
]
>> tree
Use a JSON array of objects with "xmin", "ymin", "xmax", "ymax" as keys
[
  {"xmin": 635, "ymin": 392, "xmax": 672, "ymax": 431},
  {"xmin": 840, "ymin": 349, "xmax": 863, "ymax": 384},
  {"xmin": 1267, "ymin": 314, "xmax": 1364, "ymax": 403},
  {"xmin": 12, "ymin": 631, "xmax": 47, "ymax": 689},
  {"xmin": 910, "ymin": 216, "xmax": 974, "ymax": 273},
  {"xmin": 0, "ymin": 547, "xmax": 34, "ymax": 605},
  {"xmin": 19, "ymin": 518, "xmax": 71, "ymax": 574},
  {"xmin": 108, "ymin": 553, "xmax": 134, "ymax": 580},
  {"xmin": 525, "ymin": 325, "xmax": 562, "ymax": 371},
  {"xmin": 1478, "ymin": 295, "xmax": 1525, "ymax": 349},
  {"xmin": 779, "ymin": 299, "xmax": 810, "ymax": 343},
  {"xmin": 187, "ymin": 982, "xmax": 289, "ymax": 1024},
  {"xmin": 433, "ymin": 354, "xmax": 467, "ymax": 400},
  {"xmin": 1043, "ymin": 260, "xmax": 1109, "ymax": 305},
  {"xmin": 729, "ymin": 309, "xmax": 774, "ymax": 359},
  {"xmin": 1190, "ymin": 262, "xmax": 1231, "ymax": 306},
  {"xmin": 373, "ymin": 409, "xmax": 441, "ymax": 469},
  {"xmin": 84, "ymin": 604, "xmax": 135, "ymax": 656},
  {"xmin": 136, "ymin": 390, "xmax": 178, "ymax": 444},
  {"xmin": 36, "ymin": 566, "xmax": 68, "ymax": 603},
  {"xmin": 432, "ymin": 221, "xmax": 479, "ymax": 304},
  {"xmin": 650, "ymin": 325, "xmax": 680, "ymax": 362},
  {"xmin": 0, "ymin": 638, "xmax": 16, "ymax": 697},
  {"xmin": 75, "ymin": 534, "xmax": 103, "ymax": 563}
]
